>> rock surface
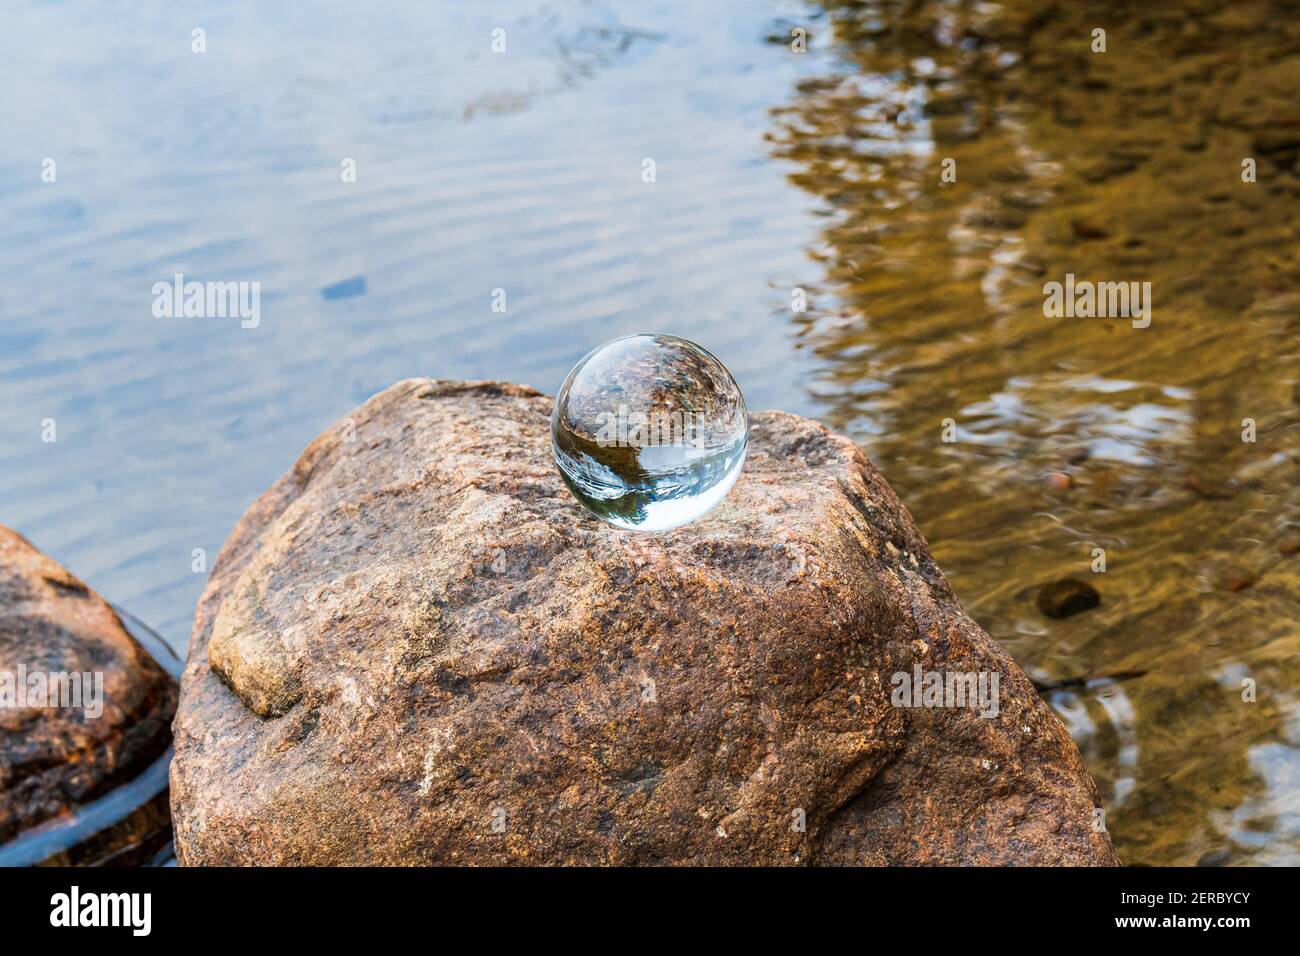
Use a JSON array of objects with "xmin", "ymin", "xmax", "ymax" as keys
[
  {"xmin": 171, "ymin": 380, "xmax": 1118, "ymax": 865},
  {"xmin": 0, "ymin": 527, "xmax": 177, "ymax": 843}
]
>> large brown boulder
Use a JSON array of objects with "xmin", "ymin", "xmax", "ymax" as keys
[
  {"xmin": 0, "ymin": 527, "xmax": 177, "ymax": 844},
  {"xmin": 171, "ymin": 380, "xmax": 1118, "ymax": 865}
]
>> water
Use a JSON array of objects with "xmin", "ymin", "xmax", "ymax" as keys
[
  {"xmin": 552, "ymin": 334, "xmax": 748, "ymax": 531},
  {"xmin": 0, "ymin": 0, "xmax": 823, "ymax": 646},
  {"xmin": 3, "ymin": 0, "xmax": 1299, "ymax": 866}
]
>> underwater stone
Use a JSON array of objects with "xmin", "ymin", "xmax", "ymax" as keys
[{"xmin": 1036, "ymin": 579, "xmax": 1102, "ymax": 619}]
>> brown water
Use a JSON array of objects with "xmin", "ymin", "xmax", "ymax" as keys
[
  {"xmin": 772, "ymin": 1, "xmax": 1300, "ymax": 865},
  {"xmin": 2, "ymin": 1, "xmax": 1297, "ymax": 866}
]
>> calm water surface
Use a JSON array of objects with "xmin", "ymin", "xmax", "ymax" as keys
[{"xmin": 2, "ymin": 1, "xmax": 1298, "ymax": 866}]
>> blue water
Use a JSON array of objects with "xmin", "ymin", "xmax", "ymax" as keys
[{"xmin": 0, "ymin": 1, "xmax": 828, "ymax": 649}]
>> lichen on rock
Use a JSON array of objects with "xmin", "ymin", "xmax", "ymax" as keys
[{"xmin": 170, "ymin": 379, "xmax": 1118, "ymax": 865}]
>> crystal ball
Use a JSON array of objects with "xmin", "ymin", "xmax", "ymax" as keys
[{"xmin": 551, "ymin": 333, "xmax": 749, "ymax": 531}]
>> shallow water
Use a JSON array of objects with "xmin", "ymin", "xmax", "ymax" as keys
[{"xmin": 2, "ymin": 1, "xmax": 1298, "ymax": 866}]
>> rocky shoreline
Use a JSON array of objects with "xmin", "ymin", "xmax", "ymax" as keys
[{"xmin": 2, "ymin": 382, "xmax": 1118, "ymax": 865}]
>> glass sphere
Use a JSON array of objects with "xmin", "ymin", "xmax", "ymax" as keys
[{"xmin": 552, "ymin": 333, "xmax": 748, "ymax": 531}]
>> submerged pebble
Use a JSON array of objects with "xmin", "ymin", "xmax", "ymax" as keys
[
  {"xmin": 1216, "ymin": 568, "xmax": 1258, "ymax": 592},
  {"xmin": 1036, "ymin": 579, "xmax": 1101, "ymax": 619},
  {"xmin": 1196, "ymin": 847, "xmax": 1232, "ymax": 867},
  {"xmin": 1183, "ymin": 474, "xmax": 1241, "ymax": 501}
]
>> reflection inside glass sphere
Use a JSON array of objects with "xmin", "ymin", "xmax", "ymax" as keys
[{"xmin": 551, "ymin": 333, "xmax": 748, "ymax": 531}]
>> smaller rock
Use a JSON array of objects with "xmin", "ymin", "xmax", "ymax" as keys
[
  {"xmin": 1279, "ymin": 536, "xmax": 1300, "ymax": 556},
  {"xmin": 1071, "ymin": 220, "xmax": 1109, "ymax": 240},
  {"xmin": 1046, "ymin": 471, "xmax": 1072, "ymax": 491},
  {"xmin": 0, "ymin": 527, "xmax": 177, "ymax": 845},
  {"xmin": 1183, "ymin": 474, "xmax": 1240, "ymax": 501},
  {"xmin": 1196, "ymin": 847, "xmax": 1231, "ymax": 867},
  {"xmin": 1036, "ymin": 579, "xmax": 1101, "ymax": 619},
  {"xmin": 1079, "ymin": 155, "xmax": 1139, "ymax": 183},
  {"xmin": 1216, "ymin": 568, "xmax": 1258, "ymax": 592}
]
